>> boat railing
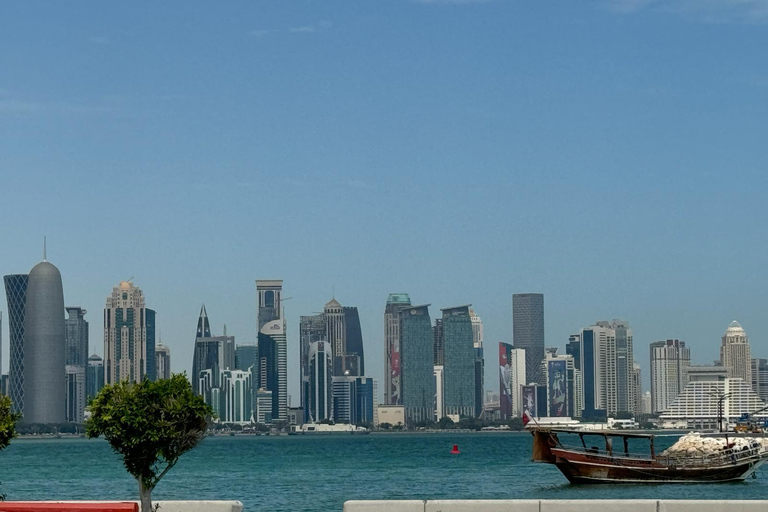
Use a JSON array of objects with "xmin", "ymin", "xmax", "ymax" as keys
[{"xmin": 556, "ymin": 442, "xmax": 762, "ymax": 467}]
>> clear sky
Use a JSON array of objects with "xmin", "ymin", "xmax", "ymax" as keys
[{"xmin": 1, "ymin": 1, "xmax": 766, "ymax": 402}]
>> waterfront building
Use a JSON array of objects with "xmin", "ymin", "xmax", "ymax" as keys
[
  {"xmin": 659, "ymin": 371, "xmax": 766, "ymax": 430},
  {"xmin": 344, "ymin": 306, "xmax": 365, "ymax": 375},
  {"xmin": 220, "ymin": 369, "xmax": 253, "ymax": 424},
  {"xmin": 287, "ymin": 406, "xmax": 304, "ymax": 426},
  {"xmin": 433, "ymin": 318, "xmax": 444, "ymax": 366},
  {"xmin": 332, "ymin": 375, "xmax": 375, "ymax": 425},
  {"xmin": 104, "ymin": 281, "xmax": 148, "ymax": 385},
  {"xmin": 4, "ymin": 274, "xmax": 28, "ymax": 414},
  {"xmin": 470, "ymin": 309, "xmax": 484, "ymax": 419},
  {"xmin": 543, "ymin": 352, "xmax": 575, "ymax": 417},
  {"xmin": 255, "ymin": 387, "xmax": 273, "ymax": 424},
  {"xmin": 304, "ymin": 341, "xmax": 334, "ymax": 423},
  {"xmin": 155, "ymin": 344, "xmax": 171, "ymax": 380},
  {"xmin": 752, "ymin": 358, "xmax": 768, "ymax": 403},
  {"xmin": 499, "ymin": 343, "xmax": 526, "ymax": 418},
  {"xmin": 65, "ymin": 365, "xmax": 86, "ymax": 423},
  {"xmin": 375, "ymin": 404, "xmax": 405, "ymax": 427},
  {"xmin": 650, "ymin": 339, "xmax": 690, "ymax": 414},
  {"xmin": 578, "ymin": 320, "xmax": 634, "ymax": 418},
  {"xmin": 324, "ymin": 299, "xmax": 346, "ymax": 375},
  {"xmin": 256, "ymin": 280, "xmax": 287, "ymax": 421},
  {"xmin": 146, "ymin": 308, "xmax": 156, "ymax": 381},
  {"xmin": 512, "ymin": 293, "xmax": 545, "ymax": 386},
  {"xmin": 641, "ymin": 390, "xmax": 652, "ymax": 415},
  {"xmin": 721, "ymin": 321, "xmax": 751, "ymax": 383},
  {"xmin": 400, "ymin": 304, "xmax": 435, "ymax": 425},
  {"xmin": 434, "ymin": 365, "xmax": 444, "ymax": 419},
  {"xmin": 299, "ymin": 313, "xmax": 325, "ymax": 400},
  {"xmin": 24, "ymin": 256, "xmax": 66, "ymax": 424},
  {"xmin": 442, "ymin": 306, "xmax": 476, "ymax": 418},
  {"xmin": 86, "ymin": 354, "xmax": 104, "ymax": 399},
  {"xmin": 384, "ymin": 293, "xmax": 411, "ymax": 405},
  {"xmin": 193, "ymin": 334, "xmax": 235, "ymax": 394},
  {"xmin": 65, "ymin": 307, "xmax": 88, "ymax": 367},
  {"xmin": 633, "ymin": 362, "xmax": 642, "ymax": 416}
]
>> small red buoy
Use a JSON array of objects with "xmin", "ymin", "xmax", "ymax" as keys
[{"xmin": 450, "ymin": 444, "xmax": 460, "ymax": 454}]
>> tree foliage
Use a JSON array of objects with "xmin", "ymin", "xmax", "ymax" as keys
[
  {"xmin": 0, "ymin": 395, "xmax": 21, "ymax": 451},
  {"xmin": 86, "ymin": 375, "xmax": 213, "ymax": 512}
]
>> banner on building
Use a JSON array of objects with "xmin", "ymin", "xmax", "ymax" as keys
[
  {"xmin": 499, "ymin": 342, "xmax": 513, "ymax": 420},
  {"xmin": 522, "ymin": 384, "xmax": 537, "ymax": 418},
  {"xmin": 548, "ymin": 359, "xmax": 567, "ymax": 417}
]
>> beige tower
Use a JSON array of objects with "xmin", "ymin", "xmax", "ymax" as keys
[
  {"xmin": 104, "ymin": 281, "xmax": 147, "ymax": 384},
  {"xmin": 721, "ymin": 321, "xmax": 752, "ymax": 383}
]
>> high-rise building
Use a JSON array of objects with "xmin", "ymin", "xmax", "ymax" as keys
[
  {"xmin": 566, "ymin": 334, "xmax": 583, "ymax": 417},
  {"xmin": 86, "ymin": 354, "xmax": 104, "ymax": 399},
  {"xmin": 145, "ymin": 308, "xmax": 156, "ymax": 381},
  {"xmin": 613, "ymin": 320, "xmax": 635, "ymax": 414},
  {"xmin": 24, "ymin": 257, "xmax": 66, "ymax": 424},
  {"xmin": 399, "ymin": 304, "xmax": 435, "ymax": 425},
  {"xmin": 650, "ymin": 339, "xmax": 690, "ymax": 414},
  {"xmin": 193, "ymin": 335, "xmax": 235, "ymax": 393},
  {"xmin": 641, "ymin": 390, "xmax": 652, "ymax": 416},
  {"xmin": 324, "ymin": 298, "xmax": 345, "ymax": 376},
  {"xmin": 434, "ymin": 365, "xmax": 444, "ymax": 420},
  {"xmin": 196, "ymin": 304, "xmax": 212, "ymax": 338},
  {"xmin": 104, "ymin": 281, "xmax": 148, "ymax": 385},
  {"xmin": 255, "ymin": 388, "xmax": 273, "ymax": 424},
  {"xmin": 235, "ymin": 343, "xmax": 258, "ymax": 372},
  {"xmin": 299, "ymin": 313, "xmax": 325, "ymax": 397},
  {"xmin": 4, "ymin": 274, "xmax": 28, "ymax": 414},
  {"xmin": 384, "ymin": 293, "xmax": 411, "ymax": 405},
  {"xmin": 256, "ymin": 280, "xmax": 287, "ymax": 421},
  {"xmin": 721, "ymin": 321, "xmax": 751, "ymax": 383},
  {"xmin": 220, "ymin": 369, "xmax": 253, "ymax": 424},
  {"xmin": 470, "ymin": 309, "xmax": 484, "ymax": 419},
  {"xmin": 344, "ymin": 306, "xmax": 365, "ymax": 376},
  {"xmin": 155, "ymin": 344, "xmax": 171, "ymax": 380},
  {"xmin": 304, "ymin": 341, "xmax": 333, "ymax": 423},
  {"xmin": 633, "ymin": 362, "xmax": 642, "ymax": 417},
  {"xmin": 65, "ymin": 307, "xmax": 88, "ymax": 368},
  {"xmin": 332, "ymin": 375, "xmax": 375, "ymax": 425},
  {"xmin": 752, "ymin": 358, "xmax": 768, "ymax": 403},
  {"xmin": 433, "ymin": 318, "xmax": 444, "ymax": 366},
  {"xmin": 579, "ymin": 322, "xmax": 615, "ymax": 418},
  {"xmin": 441, "ymin": 306, "xmax": 476, "ymax": 419},
  {"xmin": 512, "ymin": 293, "xmax": 544, "ymax": 386},
  {"xmin": 65, "ymin": 365, "xmax": 86, "ymax": 423},
  {"xmin": 499, "ymin": 344, "xmax": 526, "ymax": 419}
]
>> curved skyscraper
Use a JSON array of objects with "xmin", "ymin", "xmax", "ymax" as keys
[
  {"xmin": 3, "ymin": 274, "xmax": 28, "ymax": 414},
  {"xmin": 23, "ymin": 260, "xmax": 66, "ymax": 424}
]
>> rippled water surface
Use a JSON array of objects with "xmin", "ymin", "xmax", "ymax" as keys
[{"xmin": 1, "ymin": 433, "xmax": 765, "ymax": 511}]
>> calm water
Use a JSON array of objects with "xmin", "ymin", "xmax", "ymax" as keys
[{"xmin": 1, "ymin": 433, "xmax": 766, "ymax": 511}]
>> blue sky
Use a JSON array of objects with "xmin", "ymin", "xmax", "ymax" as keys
[{"xmin": 1, "ymin": 1, "xmax": 766, "ymax": 401}]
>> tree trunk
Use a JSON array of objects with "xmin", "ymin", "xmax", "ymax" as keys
[{"xmin": 138, "ymin": 480, "xmax": 153, "ymax": 512}]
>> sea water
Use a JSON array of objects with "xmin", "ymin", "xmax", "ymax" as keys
[{"xmin": 1, "ymin": 433, "xmax": 765, "ymax": 511}]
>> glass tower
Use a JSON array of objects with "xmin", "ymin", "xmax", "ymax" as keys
[
  {"xmin": 256, "ymin": 280, "xmax": 287, "ymax": 421},
  {"xmin": 399, "ymin": 304, "xmax": 435, "ymax": 425},
  {"xmin": 512, "ymin": 293, "xmax": 545, "ymax": 386},
  {"xmin": 4, "ymin": 274, "xmax": 28, "ymax": 414},
  {"xmin": 384, "ymin": 293, "xmax": 411, "ymax": 405},
  {"xmin": 65, "ymin": 307, "xmax": 89, "ymax": 367},
  {"xmin": 441, "ymin": 306, "xmax": 476, "ymax": 418}
]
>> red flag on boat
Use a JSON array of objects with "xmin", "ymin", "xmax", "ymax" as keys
[{"xmin": 522, "ymin": 410, "xmax": 533, "ymax": 426}]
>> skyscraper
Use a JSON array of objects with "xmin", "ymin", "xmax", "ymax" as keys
[
  {"xmin": 721, "ymin": 321, "xmax": 751, "ymax": 383},
  {"xmin": 343, "ymin": 306, "xmax": 365, "ymax": 376},
  {"xmin": 146, "ymin": 308, "xmax": 156, "ymax": 381},
  {"xmin": 196, "ymin": 304, "xmax": 212, "ymax": 338},
  {"xmin": 4, "ymin": 274, "xmax": 28, "ymax": 414},
  {"xmin": 650, "ymin": 339, "xmax": 690, "ymax": 414},
  {"xmin": 384, "ymin": 293, "xmax": 411, "ymax": 405},
  {"xmin": 304, "ymin": 340, "xmax": 334, "ymax": 423},
  {"xmin": 235, "ymin": 343, "xmax": 258, "ymax": 372},
  {"xmin": 299, "ymin": 313, "xmax": 325, "ymax": 396},
  {"xmin": 86, "ymin": 354, "xmax": 104, "ymax": 399},
  {"xmin": 24, "ymin": 257, "xmax": 66, "ymax": 424},
  {"xmin": 613, "ymin": 320, "xmax": 635, "ymax": 414},
  {"xmin": 512, "ymin": 293, "xmax": 544, "ymax": 386},
  {"xmin": 65, "ymin": 307, "xmax": 88, "ymax": 367},
  {"xmin": 155, "ymin": 344, "xmax": 171, "ymax": 380},
  {"xmin": 104, "ymin": 281, "xmax": 148, "ymax": 385},
  {"xmin": 470, "ymin": 309, "xmax": 484, "ymax": 419},
  {"xmin": 752, "ymin": 359, "xmax": 768, "ymax": 403},
  {"xmin": 65, "ymin": 365, "xmax": 86, "ymax": 423},
  {"xmin": 442, "ymin": 306, "xmax": 476, "ymax": 418},
  {"xmin": 399, "ymin": 304, "xmax": 435, "ymax": 425},
  {"xmin": 433, "ymin": 318, "xmax": 444, "ymax": 366},
  {"xmin": 324, "ymin": 299, "xmax": 346, "ymax": 375},
  {"xmin": 256, "ymin": 280, "xmax": 287, "ymax": 421}
]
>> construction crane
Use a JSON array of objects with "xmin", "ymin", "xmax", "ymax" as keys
[{"xmin": 734, "ymin": 405, "xmax": 768, "ymax": 433}]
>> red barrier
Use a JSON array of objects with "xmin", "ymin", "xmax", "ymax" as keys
[{"xmin": 0, "ymin": 503, "xmax": 138, "ymax": 512}]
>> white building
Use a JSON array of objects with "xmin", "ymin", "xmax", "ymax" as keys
[
  {"xmin": 376, "ymin": 404, "xmax": 405, "ymax": 427},
  {"xmin": 104, "ymin": 281, "xmax": 147, "ymax": 384},
  {"xmin": 721, "ymin": 321, "xmax": 751, "ymax": 383},
  {"xmin": 650, "ymin": 339, "xmax": 690, "ymax": 414},
  {"xmin": 65, "ymin": 365, "xmax": 86, "ymax": 423},
  {"xmin": 510, "ymin": 348, "xmax": 526, "ymax": 417},
  {"xmin": 641, "ymin": 390, "xmax": 651, "ymax": 416},
  {"xmin": 434, "ymin": 365, "xmax": 444, "ymax": 419},
  {"xmin": 221, "ymin": 369, "xmax": 253, "ymax": 424},
  {"xmin": 305, "ymin": 341, "xmax": 334, "ymax": 423}
]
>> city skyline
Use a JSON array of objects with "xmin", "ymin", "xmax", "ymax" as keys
[{"xmin": 1, "ymin": 0, "xmax": 766, "ymax": 407}]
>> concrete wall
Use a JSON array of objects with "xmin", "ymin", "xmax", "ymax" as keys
[
  {"xmin": 345, "ymin": 500, "xmax": 768, "ymax": 512},
  {"xmin": 137, "ymin": 501, "xmax": 243, "ymax": 512}
]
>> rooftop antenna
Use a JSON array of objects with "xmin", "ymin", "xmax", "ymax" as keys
[
  {"xmin": 223, "ymin": 324, "xmax": 227, "ymax": 337},
  {"xmin": 43, "ymin": 236, "xmax": 47, "ymax": 262}
]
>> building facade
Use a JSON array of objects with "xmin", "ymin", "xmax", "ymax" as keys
[
  {"xmin": 4, "ymin": 274, "xmax": 28, "ymax": 414},
  {"xmin": 24, "ymin": 259, "xmax": 66, "ymax": 424},
  {"xmin": 721, "ymin": 321, "xmax": 751, "ymax": 383},
  {"xmin": 65, "ymin": 365, "xmax": 86, "ymax": 423},
  {"xmin": 155, "ymin": 344, "xmax": 171, "ymax": 380},
  {"xmin": 256, "ymin": 279, "xmax": 287, "ymax": 421},
  {"xmin": 399, "ymin": 304, "xmax": 435, "ymax": 425},
  {"xmin": 512, "ymin": 293, "xmax": 545, "ymax": 386},
  {"xmin": 384, "ymin": 293, "xmax": 411, "ymax": 405},
  {"xmin": 304, "ymin": 340, "xmax": 334, "ymax": 423},
  {"xmin": 752, "ymin": 358, "xmax": 768, "ymax": 403},
  {"xmin": 470, "ymin": 309, "xmax": 484, "ymax": 419},
  {"xmin": 145, "ymin": 308, "xmax": 156, "ymax": 381},
  {"xmin": 86, "ymin": 354, "xmax": 104, "ymax": 399},
  {"xmin": 441, "ymin": 306, "xmax": 476, "ymax": 418},
  {"xmin": 650, "ymin": 339, "xmax": 690, "ymax": 414},
  {"xmin": 332, "ymin": 375, "xmax": 375, "ymax": 425},
  {"xmin": 104, "ymin": 281, "xmax": 148, "ymax": 385}
]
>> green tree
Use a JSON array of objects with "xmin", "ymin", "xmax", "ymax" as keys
[
  {"xmin": 437, "ymin": 416, "xmax": 455, "ymax": 429},
  {"xmin": 0, "ymin": 395, "xmax": 22, "ymax": 500},
  {"xmin": 508, "ymin": 417, "xmax": 524, "ymax": 431},
  {"xmin": 86, "ymin": 375, "xmax": 213, "ymax": 512}
]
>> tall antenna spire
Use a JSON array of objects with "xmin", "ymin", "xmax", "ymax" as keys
[{"xmin": 43, "ymin": 236, "xmax": 47, "ymax": 262}]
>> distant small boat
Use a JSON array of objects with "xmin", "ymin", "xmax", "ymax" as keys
[
  {"xmin": 290, "ymin": 423, "xmax": 370, "ymax": 435},
  {"xmin": 530, "ymin": 427, "xmax": 767, "ymax": 484}
]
